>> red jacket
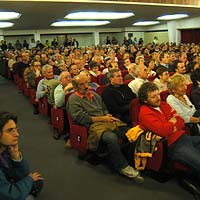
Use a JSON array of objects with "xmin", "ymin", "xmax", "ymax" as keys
[{"xmin": 139, "ymin": 101, "xmax": 185, "ymax": 146}]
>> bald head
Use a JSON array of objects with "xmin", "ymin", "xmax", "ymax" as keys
[
  {"xmin": 72, "ymin": 74, "xmax": 89, "ymax": 94},
  {"xmin": 60, "ymin": 71, "xmax": 72, "ymax": 86}
]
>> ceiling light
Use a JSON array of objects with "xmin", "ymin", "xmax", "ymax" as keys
[
  {"xmin": 51, "ymin": 20, "xmax": 110, "ymax": 27},
  {"xmin": 0, "ymin": 12, "xmax": 21, "ymax": 20},
  {"xmin": 133, "ymin": 21, "xmax": 160, "ymax": 26},
  {"xmin": 65, "ymin": 12, "xmax": 134, "ymax": 19},
  {"xmin": 157, "ymin": 14, "xmax": 188, "ymax": 20},
  {"xmin": 0, "ymin": 22, "xmax": 14, "ymax": 28}
]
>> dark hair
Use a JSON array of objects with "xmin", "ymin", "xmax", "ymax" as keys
[
  {"xmin": 159, "ymin": 51, "xmax": 168, "ymax": 61},
  {"xmin": 107, "ymin": 69, "xmax": 120, "ymax": 82},
  {"xmin": 0, "ymin": 111, "xmax": 17, "ymax": 134},
  {"xmin": 191, "ymin": 68, "xmax": 200, "ymax": 86},
  {"xmin": 88, "ymin": 61, "xmax": 99, "ymax": 70},
  {"xmin": 138, "ymin": 82, "xmax": 159, "ymax": 105},
  {"xmin": 156, "ymin": 67, "xmax": 168, "ymax": 78},
  {"xmin": 186, "ymin": 61, "xmax": 198, "ymax": 73}
]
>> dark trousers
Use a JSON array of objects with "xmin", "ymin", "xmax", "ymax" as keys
[
  {"xmin": 101, "ymin": 126, "xmax": 130, "ymax": 171},
  {"xmin": 168, "ymin": 134, "xmax": 200, "ymax": 180}
]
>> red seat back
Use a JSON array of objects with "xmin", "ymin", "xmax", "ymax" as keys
[
  {"xmin": 51, "ymin": 107, "xmax": 64, "ymax": 131},
  {"xmin": 130, "ymin": 98, "xmax": 141, "ymax": 126},
  {"xmin": 186, "ymin": 83, "xmax": 193, "ymax": 98},
  {"xmin": 96, "ymin": 84, "xmax": 108, "ymax": 96},
  {"xmin": 38, "ymin": 97, "xmax": 49, "ymax": 116},
  {"xmin": 160, "ymin": 90, "xmax": 170, "ymax": 101}
]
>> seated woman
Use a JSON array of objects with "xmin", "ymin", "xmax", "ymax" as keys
[
  {"xmin": 80, "ymin": 70, "xmax": 100, "ymax": 91},
  {"xmin": 166, "ymin": 74, "xmax": 200, "ymax": 135},
  {"xmin": 190, "ymin": 68, "xmax": 200, "ymax": 110}
]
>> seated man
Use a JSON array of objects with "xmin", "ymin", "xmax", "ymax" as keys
[
  {"xmin": 138, "ymin": 82, "xmax": 200, "ymax": 183},
  {"xmin": 36, "ymin": 64, "xmax": 59, "ymax": 100},
  {"xmin": 54, "ymin": 71, "xmax": 74, "ymax": 108},
  {"xmin": 67, "ymin": 74, "xmax": 143, "ymax": 182},
  {"xmin": 102, "ymin": 69, "xmax": 136, "ymax": 125},
  {"xmin": 128, "ymin": 64, "xmax": 149, "ymax": 96},
  {"xmin": 0, "ymin": 111, "xmax": 43, "ymax": 200}
]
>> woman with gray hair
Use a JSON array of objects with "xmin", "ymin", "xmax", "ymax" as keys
[{"xmin": 166, "ymin": 74, "xmax": 200, "ymax": 135}]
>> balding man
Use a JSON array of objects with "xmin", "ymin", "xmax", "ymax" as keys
[
  {"xmin": 54, "ymin": 71, "xmax": 74, "ymax": 108},
  {"xmin": 128, "ymin": 64, "xmax": 149, "ymax": 96},
  {"xmin": 67, "ymin": 74, "xmax": 144, "ymax": 182}
]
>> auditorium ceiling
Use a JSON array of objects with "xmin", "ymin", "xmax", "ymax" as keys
[{"xmin": 0, "ymin": 0, "xmax": 199, "ymax": 30}]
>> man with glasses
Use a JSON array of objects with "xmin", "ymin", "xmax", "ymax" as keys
[
  {"xmin": 0, "ymin": 111, "xmax": 43, "ymax": 200},
  {"xmin": 54, "ymin": 71, "xmax": 74, "ymax": 108}
]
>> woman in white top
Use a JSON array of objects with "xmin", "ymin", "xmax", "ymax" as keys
[{"xmin": 166, "ymin": 74, "xmax": 200, "ymax": 135}]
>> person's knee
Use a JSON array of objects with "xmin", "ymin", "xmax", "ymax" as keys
[{"xmin": 102, "ymin": 131, "xmax": 118, "ymax": 144}]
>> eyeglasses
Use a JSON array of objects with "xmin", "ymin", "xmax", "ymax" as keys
[{"xmin": 3, "ymin": 127, "xmax": 19, "ymax": 135}]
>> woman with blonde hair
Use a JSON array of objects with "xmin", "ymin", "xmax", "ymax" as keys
[{"xmin": 167, "ymin": 74, "xmax": 200, "ymax": 135}]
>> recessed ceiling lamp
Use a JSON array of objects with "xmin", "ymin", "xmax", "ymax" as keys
[
  {"xmin": 65, "ymin": 12, "xmax": 134, "ymax": 19},
  {"xmin": 51, "ymin": 20, "xmax": 110, "ymax": 27},
  {"xmin": 0, "ymin": 12, "xmax": 21, "ymax": 20},
  {"xmin": 0, "ymin": 22, "xmax": 14, "ymax": 28},
  {"xmin": 157, "ymin": 14, "xmax": 188, "ymax": 20},
  {"xmin": 133, "ymin": 21, "xmax": 160, "ymax": 26}
]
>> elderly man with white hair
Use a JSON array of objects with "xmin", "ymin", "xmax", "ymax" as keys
[{"xmin": 128, "ymin": 64, "xmax": 149, "ymax": 96}]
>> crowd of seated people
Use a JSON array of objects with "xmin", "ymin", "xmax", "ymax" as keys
[{"xmin": 2, "ymin": 40, "xmax": 200, "ymax": 191}]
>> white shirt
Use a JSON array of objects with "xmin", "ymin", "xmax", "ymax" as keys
[{"xmin": 128, "ymin": 78, "xmax": 148, "ymax": 96}]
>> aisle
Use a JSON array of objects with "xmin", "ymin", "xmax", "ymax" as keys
[{"xmin": 0, "ymin": 75, "xmax": 192, "ymax": 200}]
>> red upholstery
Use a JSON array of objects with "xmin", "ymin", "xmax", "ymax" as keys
[
  {"xmin": 186, "ymin": 83, "xmax": 193, "ymax": 98},
  {"xmin": 123, "ymin": 79, "xmax": 133, "ymax": 85},
  {"xmin": 146, "ymin": 139, "xmax": 166, "ymax": 172},
  {"xmin": 121, "ymin": 70, "xmax": 128, "ymax": 78},
  {"xmin": 130, "ymin": 98, "xmax": 141, "ymax": 126},
  {"xmin": 96, "ymin": 84, "xmax": 108, "ymax": 96},
  {"xmin": 22, "ymin": 81, "xmax": 30, "ymax": 97},
  {"xmin": 51, "ymin": 107, "xmax": 65, "ymax": 132},
  {"xmin": 90, "ymin": 76, "xmax": 98, "ymax": 83},
  {"xmin": 160, "ymin": 90, "xmax": 170, "ymax": 101},
  {"xmin": 97, "ymin": 74, "xmax": 105, "ymax": 85},
  {"xmin": 38, "ymin": 97, "xmax": 49, "ymax": 116},
  {"xmin": 29, "ymin": 89, "xmax": 36, "ymax": 104},
  {"xmin": 148, "ymin": 75, "xmax": 156, "ymax": 81},
  {"xmin": 67, "ymin": 113, "xmax": 88, "ymax": 154}
]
